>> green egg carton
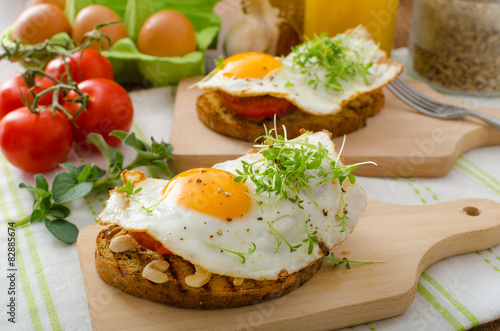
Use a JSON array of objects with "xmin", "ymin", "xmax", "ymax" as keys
[{"xmin": 1, "ymin": 0, "xmax": 221, "ymax": 86}]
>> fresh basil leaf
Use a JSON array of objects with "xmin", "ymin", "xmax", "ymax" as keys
[
  {"xmin": 39, "ymin": 196, "xmax": 51, "ymax": 213},
  {"xmin": 46, "ymin": 204, "xmax": 71, "ymax": 219},
  {"xmin": 19, "ymin": 182, "xmax": 50, "ymax": 203},
  {"xmin": 52, "ymin": 173, "xmax": 94, "ymax": 203},
  {"xmin": 122, "ymin": 132, "xmax": 146, "ymax": 151},
  {"xmin": 30, "ymin": 209, "xmax": 46, "ymax": 224},
  {"xmin": 110, "ymin": 130, "xmax": 128, "ymax": 140},
  {"xmin": 78, "ymin": 164, "xmax": 94, "ymax": 182},
  {"xmin": 35, "ymin": 174, "xmax": 49, "ymax": 191},
  {"xmin": 86, "ymin": 133, "xmax": 117, "ymax": 166},
  {"xmin": 60, "ymin": 163, "xmax": 79, "ymax": 177},
  {"xmin": 43, "ymin": 218, "xmax": 79, "ymax": 245}
]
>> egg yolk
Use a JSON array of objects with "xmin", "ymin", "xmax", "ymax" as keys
[
  {"xmin": 221, "ymin": 52, "xmax": 283, "ymax": 79},
  {"xmin": 163, "ymin": 168, "xmax": 251, "ymax": 221}
]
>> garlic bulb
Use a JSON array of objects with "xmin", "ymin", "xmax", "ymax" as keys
[{"xmin": 224, "ymin": 0, "xmax": 282, "ymax": 56}]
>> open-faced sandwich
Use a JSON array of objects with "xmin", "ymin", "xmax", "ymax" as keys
[
  {"xmin": 194, "ymin": 26, "xmax": 403, "ymax": 141},
  {"xmin": 95, "ymin": 129, "xmax": 369, "ymax": 309}
]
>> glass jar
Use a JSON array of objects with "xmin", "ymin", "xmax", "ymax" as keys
[
  {"xmin": 303, "ymin": 0, "xmax": 400, "ymax": 56},
  {"xmin": 409, "ymin": 0, "xmax": 500, "ymax": 96}
]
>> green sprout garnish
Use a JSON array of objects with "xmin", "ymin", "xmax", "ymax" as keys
[
  {"xmin": 267, "ymin": 221, "xmax": 301, "ymax": 253},
  {"xmin": 290, "ymin": 32, "xmax": 373, "ymax": 91},
  {"xmin": 117, "ymin": 180, "xmax": 164, "ymax": 214},
  {"xmin": 234, "ymin": 124, "xmax": 375, "ymax": 255},
  {"xmin": 302, "ymin": 212, "xmax": 319, "ymax": 255},
  {"xmin": 205, "ymin": 241, "xmax": 256, "ymax": 264},
  {"xmin": 116, "ymin": 180, "xmax": 142, "ymax": 197},
  {"xmin": 325, "ymin": 252, "xmax": 384, "ymax": 269},
  {"xmin": 215, "ymin": 55, "xmax": 225, "ymax": 70}
]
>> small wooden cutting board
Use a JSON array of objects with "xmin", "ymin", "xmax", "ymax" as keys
[
  {"xmin": 169, "ymin": 77, "xmax": 500, "ymax": 177},
  {"xmin": 77, "ymin": 198, "xmax": 500, "ymax": 330}
]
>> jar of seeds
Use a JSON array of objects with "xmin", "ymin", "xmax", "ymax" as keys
[{"xmin": 409, "ymin": 0, "xmax": 500, "ymax": 96}]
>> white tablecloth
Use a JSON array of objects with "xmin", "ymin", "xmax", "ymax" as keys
[{"xmin": 1, "ymin": 48, "xmax": 500, "ymax": 331}]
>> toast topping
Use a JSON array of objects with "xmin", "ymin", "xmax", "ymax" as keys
[
  {"xmin": 233, "ymin": 277, "xmax": 245, "ymax": 286},
  {"xmin": 185, "ymin": 265, "xmax": 212, "ymax": 288},
  {"xmin": 109, "ymin": 234, "xmax": 138, "ymax": 253},
  {"xmin": 142, "ymin": 260, "xmax": 170, "ymax": 283}
]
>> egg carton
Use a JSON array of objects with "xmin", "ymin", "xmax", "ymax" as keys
[{"xmin": 1, "ymin": 0, "xmax": 221, "ymax": 87}]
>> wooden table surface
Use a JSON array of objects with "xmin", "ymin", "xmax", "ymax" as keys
[{"xmin": 0, "ymin": 1, "xmax": 497, "ymax": 330}]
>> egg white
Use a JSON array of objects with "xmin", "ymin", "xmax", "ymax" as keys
[
  {"xmin": 98, "ymin": 132, "xmax": 367, "ymax": 280},
  {"xmin": 196, "ymin": 26, "xmax": 403, "ymax": 116}
]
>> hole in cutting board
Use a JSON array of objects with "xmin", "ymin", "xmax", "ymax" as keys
[{"xmin": 463, "ymin": 206, "xmax": 480, "ymax": 216}]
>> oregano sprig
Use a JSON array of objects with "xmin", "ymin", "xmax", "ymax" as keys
[{"xmin": 13, "ymin": 131, "xmax": 174, "ymax": 245}]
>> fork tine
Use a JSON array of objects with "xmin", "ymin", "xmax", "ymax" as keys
[
  {"xmin": 389, "ymin": 78, "xmax": 445, "ymax": 114},
  {"xmin": 389, "ymin": 79, "xmax": 435, "ymax": 111},
  {"xmin": 391, "ymin": 78, "xmax": 441, "ymax": 109},
  {"xmin": 386, "ymin": 82, "xmax": 437, "ymax": 116}
]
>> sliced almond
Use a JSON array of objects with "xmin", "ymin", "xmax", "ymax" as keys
[
  {"xmin": 184, "ymin": 265, "xmax": 212, "ymax": 288},
  {"xmin": 142, "ymin": 260, "xmax": 170, "ymax": 283},
  {"xmin": 233, "ymin": 277, "xmax": 245, "ymax": 286},
  {"xmin": 109, "ymin": 234, "xmax": 138, "ymax": 253}
]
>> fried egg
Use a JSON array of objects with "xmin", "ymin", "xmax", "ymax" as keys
[
  {"xmin": 196, "ymin": 26, "xmax": 403, "ymax": 115},
  {"xmin": 98, "ymin": 132, "xmax": 367, "ymax": 280}
]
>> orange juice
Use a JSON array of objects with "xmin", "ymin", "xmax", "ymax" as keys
[{"xmin": 303, "ymin": 0, "xmax": 399, "ymax": 55}]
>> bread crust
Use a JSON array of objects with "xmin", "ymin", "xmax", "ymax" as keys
[
  {"xmin": 196, "ymin": 90, "xmax": 385, "ymax": 142},
  {"xmin": 95, "ymin": 225, "xmax": 324, "ymax": 309}
]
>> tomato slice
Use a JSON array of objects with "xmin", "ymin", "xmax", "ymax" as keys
[
  {"xmin": 129, "ymin": 231, "xmax": 173, "ymax": 255},
  {"xmin": 221, "ymin": 92, "xmax": 294, "ymax": 120}
]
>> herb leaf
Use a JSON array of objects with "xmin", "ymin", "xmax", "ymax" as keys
[
  {"xmin": 15, "ymin": 131, "xmax": 174, "ymax": 245},
  {"xmin": 43, "ymin": 218, "xmax": 79, "ymax": 245},
  {"xmin": 325, "ymin": 252, "xmax": 384, "ymax": 269}
]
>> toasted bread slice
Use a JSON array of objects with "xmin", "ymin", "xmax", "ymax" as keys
[
  {"xmin": 96, "ymin": 225, "xmax": 324, "ymax": 309},
  {"xmin": 196, "ymin": 89, "xmax": 384, "ymax": 142}
]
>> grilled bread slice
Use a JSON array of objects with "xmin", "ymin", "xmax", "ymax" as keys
[
  {"xmin": 196, "ymin": 89, "xmax": 385, "ymax": 142},
  {"xmin": 96, "ymin": 225, "xmax": 324, "ymax": 309}
]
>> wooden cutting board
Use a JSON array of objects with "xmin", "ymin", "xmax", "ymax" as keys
[
  {"xmin": 77, "ymin": 198, "xmax": 500, "ymax": 331},
  {"xmin": 169, "ymin": 77, "xmax": 500, "ymax": 177}
]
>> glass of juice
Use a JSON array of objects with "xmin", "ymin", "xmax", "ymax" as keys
[{"xmin": 303, "ymin": 0, "xmax": 400, "ymax": 56}]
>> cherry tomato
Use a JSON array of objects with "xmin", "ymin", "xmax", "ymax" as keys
[
  {"xmin": 44, "ymin": 56, "xmax": 80, "ymax": 84},
  {"xmin": 70, "ymin": 49, "xmax": 114, "ymax": 81},
  {"xmin": 0, "ymin": 75, "xmax": 54, "ymax": 120},
  {"xmin": 129, "ymin": 231, "xmax": 173, "ymax": 255},
  {"xmin": 63, "ymin": 78, "xmax": 133, "ymax": 148},
  {"xmin": 222, "ymin": 93, "xmax": 295, "ymax": 120},
  {"xmin": 0, "ymin": 107, "xmax": 73, "ymax": 172}
]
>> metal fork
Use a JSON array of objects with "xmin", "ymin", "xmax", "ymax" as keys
[{"xmin": 387, "ymin": 77, "xmax": 500, "ymax": 131}]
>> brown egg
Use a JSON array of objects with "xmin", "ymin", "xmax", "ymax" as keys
[
  {"xmin": 138, "ymin": 10, "xmax": 197, "ymax": 57},
  {"xmin": 11, "ymin": 4, "xmax": 71, "ymax": 45},
  {"xmin": 31, "ymin": 0, "xmax": 66, "ymax": 10},
  {"xmin": 71, "ymin": 5, "xmax": 129, "ymax": 50}
]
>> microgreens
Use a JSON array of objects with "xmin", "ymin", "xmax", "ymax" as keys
[
  {"xmin": 290, "ymin": 32, "xmax": 373, "ymax": 92},
  {"xmin": 116, "ymin": 180, "xmax": 143, "ymax": 197},
  {"xmin": 215, "ymin": 55, "xmax": 225, "ymax": 70},
  {"xmin": 234, "ymin": 125, "xmax": 375, "ymax": 255},
  {"xmin": 267, "ymin": 221, "xmax": 301, "ymax": 253},
  {"xmin": 302, "ymin": 213, "xmax": 319, "ymax": 255},
  {"xmin": 116, "ymin": 181, "xmax": 157, "ymax": 213},
  {"xmin": 205, "ymin": 240, "xmax": 256, "ymax": 264},
  {"xmin": 14, "ymin": 131, "xmax": 174, "ymax": 244},
  {"xmin": 325, "ymin": 252, "xmax": 384, "ymax": 269}
]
